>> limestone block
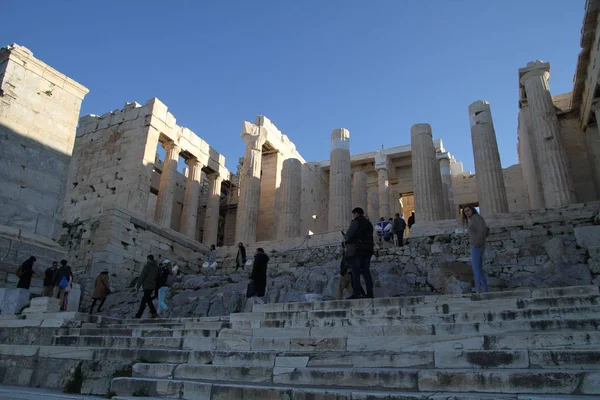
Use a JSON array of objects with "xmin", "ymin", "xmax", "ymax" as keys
[
  {"xmin": 574, "ymin": 226, "xmax": 600, "ymax": 250},
  {"xmin": 0, "ymin": 288, "xmax": 30, "ymax": 315},
  {"xmin": 22, "ymin": 296, "xmax": 60, "ymax": 314}
]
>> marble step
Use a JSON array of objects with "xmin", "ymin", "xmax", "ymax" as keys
[
  {"xmin": 105, "ymin": 321, "xmax": 230, "ymax": 330},
  {"xmin": 235, "ymin": 303, "xmax": 600, "ymax": 329},
  {"xmin": 111, "ymin": 367, "xmax": 600, "ymax": 395},
  {"xmin": 52, "ymin": 335, "xmax": 187, "ymax": 349},
  {"xmin": 252, "ymin": 285, "xmax": 600, "ymax": 313},
  {"xmin": 59, "ymin": 327, "xmax": 224, "ymax": 338},
  {"xmin": 232, "ymin": 295, "xmax": 600, "ymax": 326}
]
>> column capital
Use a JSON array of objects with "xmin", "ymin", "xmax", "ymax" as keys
[
  {"xmin": 374, "ymin": 150, "xmax": 389, "ymax": 172},
  {"xmin": 185, "ymin": 157, "xmax": 202, "ymax": 168},
  {"xmin": 519, "ymin": 61, "xmax": 550, "ymax": 86},
  {"xmin": 208, "ymin": 172, "xmax": 224, "ymax": 183},
  {"xmin": 242, "ymin": 121, "xmax": 267, "ymax": 150},
  {"xmin": 162, "ymin": 140, "xmax": 180, "ymax": 152}
]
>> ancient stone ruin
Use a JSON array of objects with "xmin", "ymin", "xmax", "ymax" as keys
[{"xmin": 1, "ymin": 1, "xmax": 600, "ymax": 398}]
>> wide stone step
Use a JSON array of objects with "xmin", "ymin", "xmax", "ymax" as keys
[
  {"xmin": 59, "ymin": 327, "xmax": 223, "ymax": 338},
  {"xmin": 52, "ymin": 335, "xmax": 185, "ymax": 349},
  {"xmin": 252, "ymin": 285, "xmax": 600, "ymax": 313},
  {"xmin": 112, "ymin": 366, "xmax": 600, "ymax": 395},
  {"xmin": 232, "ymin": 295, "xmax": 600, "ymax": 326},
  {"xmin": 105, "ymin": 321, "xmax": 230, "ymax": 330}
]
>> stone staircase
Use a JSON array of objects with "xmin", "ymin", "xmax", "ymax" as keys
[{"xmin": 2, "ymin": 285, "xmax": 600, "ymax": 399}]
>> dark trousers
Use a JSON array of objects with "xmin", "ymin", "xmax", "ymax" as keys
[
  {"xmin": 235, "ymin": 263, "xmax": 245, "ymax": 271},
  {"xmin": 89, "ymin": 297, "xmax": 106, "ymax": 314},
  {"xmin": 136, "ymin": 289, "xmax": 157, "ymax": 318},
  {"xmin": 395, "ymin": 231, "xmax": 404, "ymax": 246},
  {"xmin": 351, "ymin": 254, "xmax": 374, "ymax": 298}
]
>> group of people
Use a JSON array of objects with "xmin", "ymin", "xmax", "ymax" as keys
[
  {"xmin": 16, "ymin": 257, "xmax": 74, "ymax": 311},
  {"xmin": 134, "ymin": 255, "xmax": 174, "ymax": 318},
  {"xmin": 375, "ymin": 211, "xmax": 415, "ymax": 247}
]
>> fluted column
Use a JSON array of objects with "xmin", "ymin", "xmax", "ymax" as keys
[
  {"xmin": 154, "ymin": 141, "xmax": 180, "ymax": 228},
  {"xmin": 411, "ymin": 124, "xmax": 444, "ymax": 222},
  {"xmin": 180, "ymin": 158, "xmax": 203, "ymax": 238},
  {"xmin": 235, "ymin": 122, "xmax": 267, "ymax": 244},
  {"xmin": 519, "ymin": 61, "xmax": 575, "ymax": 208},
  {"xmin": 203, "ymin": 173, "xmax": 223, "ymax": 246},
  {"xmin": 352, "ymin": 172, "xmax": 368, "ymax": 211},
  {"xmin": 438, "ymin": 153, "xmax": 455, "ymax": 219},
  {"xmin": 277, "ymin": 158, "xmax": 302, "ymax": 240},
  {"xmin": 518, "ymin": 107, "xmax": 546, "ymax": 209},
  {"xmin": 328, "ymin": 128, "xmax": 352, "ymax": 230},
  {"xmin": 468, "ymin": 100, "xmax": 509, "ymax": 215},
  {"xmin": 368, "ymin": 191, "xmax": 379, "ymax": 222}
]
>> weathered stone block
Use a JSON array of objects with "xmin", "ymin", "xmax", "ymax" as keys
[{"xmin": 0, "ymin": 288, "xmax": 30, "ymax": 315}]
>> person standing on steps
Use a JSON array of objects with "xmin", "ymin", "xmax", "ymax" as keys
[
  {"xmin": 249, "ymin": 248, "xmax": 269, "ymax": 298},
  {"xmin": 16, "ymin": 256, "xmax": 36, "ymax": 290},
  {"xmin": 43, "ymin": 261, "xmax": 58, "ymax": 296},
  {"xmin": 235, "ymin": 242, "xmax": 247, "ymax": 271},
  {"xmin": 408, "ymin": 211, "xmax": 415, "ymax": 230},
  {"xmin": 156, "ymin": 260, "xmax": 173, "ymax": 315},
  {"xmin": 392, "ymin": 213, "xmax": 406, "ymax": 247},
  {"xmin": 345, "ymin": 207, "xmax": 375, "ymax": 299},
  {"xmin": 463, "ymin": 205, "xmax": 490, "ymax": 293},
  {"xmin": 135, "ymin": 255, "xmax": 159, "ymax": 318},
  {"xmin": 52, "ymin": 260, "xmax": 72, "ymax": 306},
  {"xmin": 90, "ymin": 271, "xmax": 110, "ymax": 314}
]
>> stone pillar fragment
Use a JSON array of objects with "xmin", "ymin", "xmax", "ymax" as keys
[
  {"xmin": 235, "ymin": 122, "xmax": 267, "ymax": 244},
  {"xmin": 438, "ymin": 153, "xmax": 455, "ymax": 219},
  {"xmin": 180, "ymin": 158, "xmax": 203, "ymax": 239},
  {"xmin": 519, "ymin": 61, "xmax": 575, "ymax": 208},
  {"xmin": 468, "ymin": 100, "xmax": 509, "ymax": 215},
  {"xmin": 368, "ymin": 191, "xmax": 379, "ymax": 222},
  {"xmin": 154, "ymin": 141, "xmax": 180, "ymax": 228},
  {"xmin": 203, "ymin": 173, "xmax": 223, "ymax": 246},
  {"xmin": 352, "ymin": 172, "xmax": 368, "ymax": 211},
  {"xmin": 328, "ymin": 128, "xmax": 352, "ymax": 230},
  {"xmin": 277, "ymin": 158, "xmax": 302, "ymax": 240},
  {"xmin": 410, "ymin": 124, "xmax": 444, "ymax": 222}
]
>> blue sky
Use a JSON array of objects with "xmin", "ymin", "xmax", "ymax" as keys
[{"xmin": 3, "ymin": 0, "xmax": 585, "ymax": 174}]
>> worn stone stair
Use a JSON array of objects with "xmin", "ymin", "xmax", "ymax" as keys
[{"xmin": 2, "ymin": 285, "xmax": 600, "ymax": 399}]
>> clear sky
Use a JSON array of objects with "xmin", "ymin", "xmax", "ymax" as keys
[{"xmin": 3, "ymin": 0, "xmax": 585, "ymax": 174}]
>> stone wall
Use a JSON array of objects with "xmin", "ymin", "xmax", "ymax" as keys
[
  {"xmin": 60, "ymin": 206, "xmax": 209, "ymax": 308},
  {"xmin": 0, "ymin": 44, "xmax": 88, "ymax": 241}
]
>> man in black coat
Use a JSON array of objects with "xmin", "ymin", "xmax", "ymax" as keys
[
  {"xmin": 392, "ymin": 213, "xmax": 407, "ymax": 247},
  {"xmin": 16, "ymin": 256, "xmax": 36, "ymax": 290},
  {"xmin": 345, "ymin": 207, "xmax": 375, "ymax": 299},
  {"xmin": 249, "ymin": 248, "xmax": 269, "ymax": 297},
  {"xmin": 235, "ymin": 242, "xmax": 247, "ymax": 271}
]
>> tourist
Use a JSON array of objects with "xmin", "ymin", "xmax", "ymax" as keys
[
  {"xmin": 208, "ymin": 245, "xmax": 217, "ymax": 266},
  {"xmin": 408, "ymin": 211, "xmax": 415, "ymax": 230},
  {"xmin": 345, "ymin": 207, "xmax": 374, "ymax": 299},
  {"xmin": 16, "ymin": 256, "xmax": 36, "ymax": 290},
  {"xmin": 89, "ymin": 271, "xmax": 110, "ymax": 314},
  {"xmin": 375, "ymin": 217, "xmax": 391, "ymax": 243},
  {"xmin": 337, "ymin": 240, "xmax": 365, "ymax": 300},
  {"xmin": 463, "ymin": 205, "xmax": 490, "ymax": 293},
  {"xmin": 52, "ymin": 260, "xmax": 73, "ymax": 307},
  {"xmin": 156, "ymin": 260, "xmax": 173, "ymax": 315},
  {"xmin": 43, "ymin": 261, "xmax": 58, "ymax": 296},
  {"xmin": 135, "ymin": 255, "xmax": 159, "ymax": 319},
  {"xmin": 248, "ymin": 248, "xmax": 269, "ymax": 298},
  {"xmin": 61, "ymin": 274, "xmax": 73, "ymax": 311},
  {"xmin": 235, "ymin": 242, "xmax": 247, "ymax": 271},
  {"xmin": 392, "ymin": 213, "xmax": 407, "ymax": 246}
]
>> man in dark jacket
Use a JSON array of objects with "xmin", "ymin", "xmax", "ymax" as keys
[
  {"xmin": 135, "ymin": 255, "xmax": 159, "ymax": 318},
  {"xmin": 345, "ymin": 207, "xmax": 375, "ymax": 299},
  {"xmin": 249, "ymin": 248, "xmax": 269, "ymax": 297},
  {"xmin": 16, "ymin": 256, "xmax": 36, "ymax": 290},
  {"xmin": 408, "ymin": 211, "xmax": 415, "ymax": 230},
  {"xmin": 392, "ymin": 213, "xmax": 407, "ymax": 247},
  {"xmin": 236, "ymin": 242, "xmax": 247, "ymax": 271},
  {"xmin": 43, "ymin": 261, "xmax": 58, "ymax": 296}
]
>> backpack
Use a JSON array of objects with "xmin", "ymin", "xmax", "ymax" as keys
[
  {"xmin": 15, "ymin": 265, "xmax": 23, "ymax": 278},
  {"xmin": 158, "ymin": 266, "xmax": 170, "ymax": 287},
  {"xmin": 58, "ymin": 276, "xmax": 69, "ymax": 289}
]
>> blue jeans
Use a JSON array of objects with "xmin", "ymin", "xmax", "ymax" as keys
[
  {"xmin": 471, "ymin": 246, "xmax": 489, "ymax": 292},
  {"xmin": 157, "ymin": 286, "xmax": 169, "ymax": 314}
]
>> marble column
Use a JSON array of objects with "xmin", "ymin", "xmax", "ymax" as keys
[
  {"xmin": 180, "ymin": 158, "xmax": 203, "ymax": 239},
  {"xmin": 328, "ymin": 128, "xmax": 352, "ymax": 230},
  {"xmin": 203, "ymin": 173, "xmax": 223, "ymax": 246},
  {"xmin": 277, "ymin": 158, "xmax": 302, "ymax": 240},
  {"xmin": 438, "ymin": 152, "xmax": 455, "ymax": 219},
  {"xmin": 375, "ymin": 151, "xmax": 390, "ymax": 219},
  {"xmin": 352, "ymin": 172, "xmax": 368, "ymax": 211},
  {"xmin": 519, "ymin": 61, "xmax": 575, "ymax": 208},
  {"xmin": 518, "ymin": 107, "xmax": 546, "ymax": 210},
  {"xmin": 154, "ymin": 141, "xmax": 180, "ymax": 228},
  {"xmin": 468, "ymin": 100, "xmax": 509, "ymax": 215},
  {"xmin": 235, "ymin": 122, "xmax": 266, "ymax": 244},
  {"xmin": 411, "ymin": 123, "xmax": 444, "ymax": 222},
  {"xmin": 368, "ymin": 191, "xmax": 379, "ymax": 222}
]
